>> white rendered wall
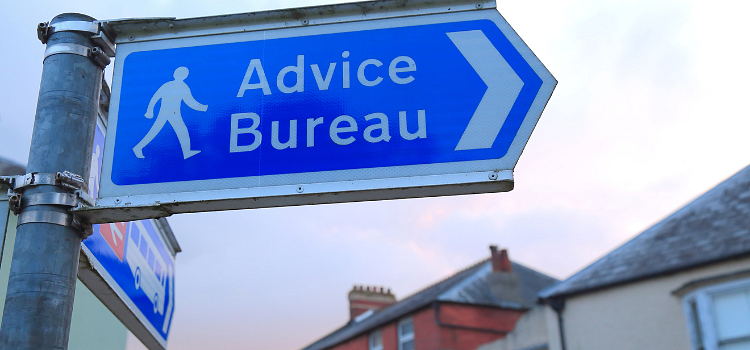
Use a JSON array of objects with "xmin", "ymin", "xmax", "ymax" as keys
[
  {"xmin": 545, "ymin": 256, "xmax": 750, "ymax": 350},
  {"xmin": 475, "ymin": 306, "xmax": 550, "ymax": 350}
]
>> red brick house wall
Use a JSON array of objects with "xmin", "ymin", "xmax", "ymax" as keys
[
  {"xmin": 413, "ymin": 307, "xmax": 441, "ymax": 350},
  {"xmin": 327, "ymin": 303, "xmax": 525, "ymax": 350},
  {"xmin": 381, "ymin": 323, "xmax": 398, "ymax": 350},
  {"xmin": 439, "ymin": 327, "xmax": 506, "ymax": 350},
  {"xmin": 437, "ymin": 304, "xmax": 523, "ymax": 350},
  {"xmin": 437, "ymin": 303, "xmax": 525, "ymax": 333}
]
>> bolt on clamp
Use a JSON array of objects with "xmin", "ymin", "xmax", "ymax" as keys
[
  {"xmin": 37, "ymin": 20, "xmax": 116, "ymax": 68},
  {"xmin": 1, "ymin": 171, "xmax": 96, "ymax": 238}
]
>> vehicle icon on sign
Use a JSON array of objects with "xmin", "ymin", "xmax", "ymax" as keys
[{"xmin": 125, "ymin": 221, "xmax": 167, "ymax": 314}]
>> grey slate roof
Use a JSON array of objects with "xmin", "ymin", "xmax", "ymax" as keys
[
  {"xmin": 303, "ymin": 260, "xmax": 558, "ymax": 350},
  {"xmin": 540, "ymin": 164, "xmax": 750, "ymax": 299},
  {"xmin": 0, "ymin": 156, "xmax": 25, "ymax": 176}
]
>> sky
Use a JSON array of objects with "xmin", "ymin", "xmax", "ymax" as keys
[{"xmin": 2, "ymin": 0, "xmax": 750, "ymax": 349}]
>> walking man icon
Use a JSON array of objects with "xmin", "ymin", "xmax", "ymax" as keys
[{"xmin": 133, "ymin": 67, "xmax": 208, "ymax": 160}]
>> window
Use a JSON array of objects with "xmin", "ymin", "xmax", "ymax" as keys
[
  {"xmin": 369, "ymin": 330, "xmax": 383, "ymax": 350},
  {"xmin": 155, "ymin": 262, "xmax": 163, "ymax": 283},
  {"xmin": 130, "ymin": 223, "xmax": 140, "ymax": 244},
  {"xmin": 148, "ymin": 249, "xmax": 155, "ymax": 271},
  {"xmin": 398, "ymin": 318, "xmax": 414, "ymax": 350},
  {"xmin": 139, "ymin": 235, "xmax": 148, "ymax": 257},
  {"xmin": 683, "ymin": 278, "xmax": 750, "ymax": 350}
]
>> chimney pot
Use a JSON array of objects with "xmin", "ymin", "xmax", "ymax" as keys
[{"xmin": 490, "ymin": 246, "xmax": 513, "ymax": 273}]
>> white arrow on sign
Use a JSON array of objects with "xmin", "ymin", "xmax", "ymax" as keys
[{"xmin": 447, "ymin": 30, "xmax": 524, "ymax": 151}]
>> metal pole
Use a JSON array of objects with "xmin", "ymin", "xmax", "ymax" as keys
[{"xmin": 0, "ymin": 13, "xmax": 110, "ymax": 349}]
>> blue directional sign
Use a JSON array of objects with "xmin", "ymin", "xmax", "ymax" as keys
[
  {"xmin": 79, "ymin": 120, "xmax": 178, "ymax": 350},
  {"xmin": 94, "ymin": 5, "xmax": 555, "ymax": 220}
]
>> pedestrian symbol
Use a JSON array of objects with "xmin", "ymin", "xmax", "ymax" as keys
[{"xmin": 133, "ymin": 67, "xmax": 208, "ymax": 160}]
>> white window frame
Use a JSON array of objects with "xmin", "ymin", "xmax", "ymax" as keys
[
  {"xmin": 683, "ymin": 277, "xmax": 750, "ymax": 350},
  {"xmin": 369, "ymin": 329, "xmax": 383, "ymax": 350},
  {"xmin": 398, "ymin": 317, "xmax": 414, "ymax": 350}
]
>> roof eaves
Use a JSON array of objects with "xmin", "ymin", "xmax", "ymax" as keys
[
  {"xmin": 539, "ymin": 164, "xmax": 750, "ymax": 300},
  {"xmin": 300, "ymin": 321, "xmax": 354, "ymax": 350},
  {"xmin": 539, "ymin": 250, "xmax": 750, "ymax": 300},
  {"xmin": 437, "ymin": 299, "xmax": 527, "ymax": 311}
]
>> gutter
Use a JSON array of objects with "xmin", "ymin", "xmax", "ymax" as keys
[
  {"xmin": 539, "ymin": 250, "xmax": 750, "ymax": 301},
  {"xmin": 544, "ymin": 298, "xmax": 566, "ymax": 350}
]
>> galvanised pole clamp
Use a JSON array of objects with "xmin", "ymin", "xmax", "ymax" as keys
[
  {"xmin": 1, "ymin": 171, "xmax": 95, "ymax": 238},
  {"xmin": 37, "ymin": 20, "xmax": 116, "ymax": 68}
]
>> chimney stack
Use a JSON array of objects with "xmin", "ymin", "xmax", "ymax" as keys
[
  {"xmin": 488, "ymin": 246, "xmax": 524, "ymax": 304},
  {"xmin": 348, "ymin": 285, "xmax": 397, "ymax": 320},
  {"xmin": 490, "ymin": 245, "xmax": 513, "ymax": 273}
]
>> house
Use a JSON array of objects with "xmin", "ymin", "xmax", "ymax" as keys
[
  {"xmin": 302, "ymin": 247, "xmax": 558, "ymax": 350},
  {"xmin": 538, "ymin": 164, "xmax": 750, "ymax": 350},
  {"xmin": 0, "ymin": 156, "xmax": 24, "ymax": 176}
]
